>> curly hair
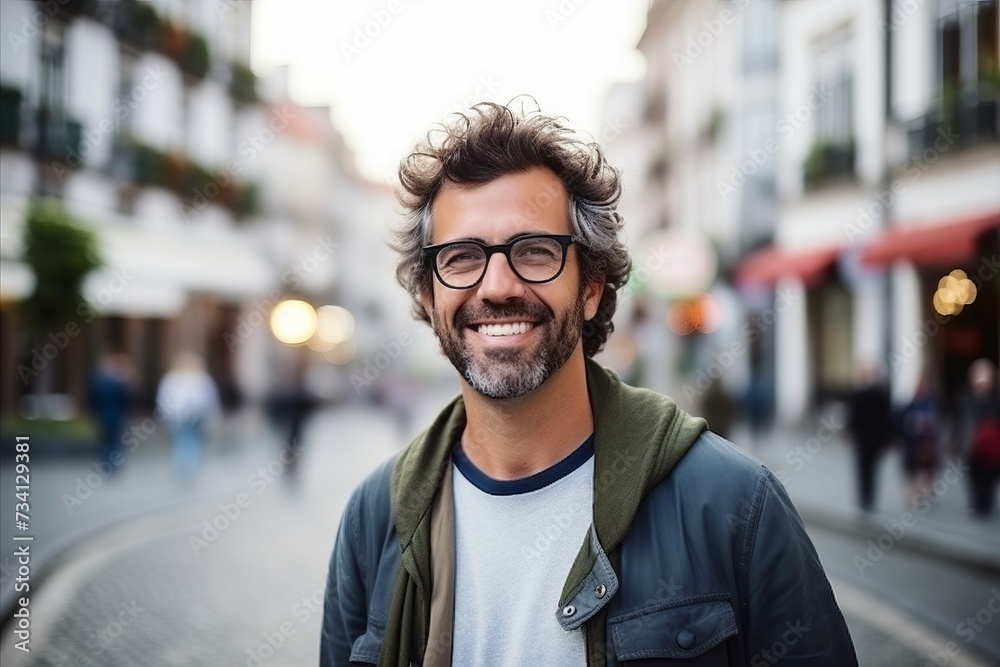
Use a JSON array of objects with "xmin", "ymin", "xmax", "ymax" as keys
[{"xmin": 391, "ymin": 100, "xmax": 632, "ymax": 358}]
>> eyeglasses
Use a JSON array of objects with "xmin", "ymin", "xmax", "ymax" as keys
[{"xmin": 422, "ymin": 234, "xmax": 578, "ymax": 290}]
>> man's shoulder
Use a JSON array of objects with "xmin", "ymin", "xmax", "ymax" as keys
[{"xmin": 665, "ymin": 430, "xmax": 772, "ymax": 498}]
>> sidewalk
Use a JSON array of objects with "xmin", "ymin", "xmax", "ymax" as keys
[
  {"xmin": 1, "ymin": 404, "xmax": 404, "ymax": 667},
  {"xmin": 0, "ymin": 403, "xmax": 413, "ymax": 624},
  {"xmin": 736, "ymin": 420, "xmax": 1000, "ymax": 575}
]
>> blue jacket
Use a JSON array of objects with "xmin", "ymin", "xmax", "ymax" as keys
[{"xmin": 321, "ymin": 361, "xmax": 858, "ymax": 665}]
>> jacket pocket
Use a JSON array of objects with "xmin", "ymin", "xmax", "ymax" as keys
[{"xmin": 610, "ymin": 598, "xmax": 737, "ymax": 664}]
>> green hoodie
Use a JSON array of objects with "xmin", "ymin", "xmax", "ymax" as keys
[{"xmin": 380, "ymin": 358, "xmax": 707, "ymax": 666}]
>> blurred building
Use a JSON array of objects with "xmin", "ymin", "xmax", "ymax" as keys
[
  {"xmin": 0, "ymin": 0, "xmax": 389, "ymax": 416},
  {"xmin": 616, "ymin": 0, "xmax": 780, "ymax": 411},
  {"xmin": 623, "ymin": 0, "xmax": 998, "ymax": 424}
]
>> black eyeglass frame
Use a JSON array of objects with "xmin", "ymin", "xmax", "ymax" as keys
[{"xmin": 422, "ymin": 234, "xmax": 579, "ymax": 289}]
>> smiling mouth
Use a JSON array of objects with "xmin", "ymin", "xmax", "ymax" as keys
[{"xmin": 474, "ymin": 322, "xmax": 535, "ymax": 337}]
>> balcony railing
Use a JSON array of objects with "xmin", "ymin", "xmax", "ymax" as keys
[
  {"xmin": 125, "ymin": 141, "xmax": 259, "ymax": 220},
  {"xmin": 907, "ymin": 83, "xmax": 999, "ymax": 155},
  {"xmin": 803, "ymin": 141, "xmax": 855, "ymax": 191}
]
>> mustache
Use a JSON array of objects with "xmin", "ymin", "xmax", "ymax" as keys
[{"xmin": 454, "ymin": 299, "xmax": 553, "ymax": 329}]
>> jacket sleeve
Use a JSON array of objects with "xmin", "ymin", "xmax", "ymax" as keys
[
  {"xmin": 320, "ymin": 491, "xmax": 369, "ymax": 666},
  {"xmin": 743, "ymin": 469, "xmax": 859, "ymax": 666}
]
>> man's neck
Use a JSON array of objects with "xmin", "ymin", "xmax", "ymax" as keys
[{"xmin": 458, "ymin": 350, "xmax": 594, "ymax": 481}]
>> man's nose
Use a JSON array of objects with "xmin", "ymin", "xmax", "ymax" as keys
[{"xmin": 476, "ymin": 252, "xmax": 527, "ymax": 302}]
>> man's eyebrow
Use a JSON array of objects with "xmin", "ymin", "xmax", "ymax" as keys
[{"xmin": 439, "ymin": 231, "xmax": 553, "ymax": 245}]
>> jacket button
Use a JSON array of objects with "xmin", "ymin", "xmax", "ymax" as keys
[
  {"xmin": 594, "ymin": 584, "xmax": 607, "ymax": 599},
  {"xmin": 676, "ymin": 630, "xmax": 696, "ymax": 649},
  {"xmin": 562, "ymin": 605, "xmax": 576, "ymax": 617}
]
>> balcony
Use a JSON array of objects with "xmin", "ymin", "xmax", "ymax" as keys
[
  {"xmin": 803, "ymin": 140, "xmax": 855, "ymax": 191},
  {"xmin": 125, "ymin": 141, "xmax": 259, "ymax": 220},
  {"xmin": 110, "ymin": 0, "xmax": 210, "ymax": 82},
  {"xmin": 907, "ymin": 82, "xmax": 999, "ymax": 155}
]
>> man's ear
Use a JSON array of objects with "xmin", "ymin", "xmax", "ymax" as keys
[{"xmin": 583, "ymin": 277, "xmax": 604, "ymax": 321}]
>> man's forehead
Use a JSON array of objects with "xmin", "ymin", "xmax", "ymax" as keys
[{"xmin": 429, "ymin": 168, "xmax": 572, "ymax": 241}]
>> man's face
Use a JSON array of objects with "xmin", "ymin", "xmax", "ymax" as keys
[{"xmin": 420, "ymin": 167, "xmax": 603, "ymax": 399}]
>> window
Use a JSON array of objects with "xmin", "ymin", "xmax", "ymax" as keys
[
  {"xmin": 812, "ymin": 25, "xmax": 854, "ymax": 145},
  {"xmin": 937, "ymin": 0, "xmax": 998, "ymax": 89},
  {"xmin": 934, "ymin": 0, "xmax": 998, "ymax": 142},
  {"xmin": 804, "ymin": 25, "xmax": 855, "ymax": 189}
]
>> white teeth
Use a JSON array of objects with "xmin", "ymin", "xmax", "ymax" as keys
[{"xmin": 477, "ymin": 322, "xmax": 533, "ymax": 336}]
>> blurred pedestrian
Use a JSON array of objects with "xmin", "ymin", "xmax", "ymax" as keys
[
  {"xmin": 700, "ymin": 375, "xmax": 735, "ymax": 439},
  {"xmin": 957, "ymin": 358, "xmax": 1000, "ymax": 517},
  {"xmin": 847, "ymin": 361, "xmax": 893, "ymax": 511},
  {"xmin": 266, "ymin": 358, "xmax": 317, "ymax": 487},
  {"xmin": 87, "ymin": 352, "xmax": 134, "ymax": 475},
  {"xmin": 899, "ymin": 374, "xmax": 941, "ymax": 507},
  {"xmin": 156, "ymin": 352, "xmax": 220, "ymax": 480},
  {"xmin": 743, "ymin": 372, "xmax": 771, "ymax": 450}
]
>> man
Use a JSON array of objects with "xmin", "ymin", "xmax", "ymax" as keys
[
  {"xmin": 321, "ymin": 102, "xmax": 857, "ymax": 666},
  {"xmin": 847, "ymin": 361, "xmax": 893, "ymax": 511}
]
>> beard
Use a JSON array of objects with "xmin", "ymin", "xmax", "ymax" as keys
[{"xmin": 432, "ymin": 285, "xmax": 586, "ymax": 400}]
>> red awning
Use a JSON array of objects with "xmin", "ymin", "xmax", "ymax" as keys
[
  {"xmin": 734, "ymin": 244, "xmax": 841, "ymax": 288},
  {"xmin": 860, "ymin": 210, "xmax": 1000, "ymax": 268}
]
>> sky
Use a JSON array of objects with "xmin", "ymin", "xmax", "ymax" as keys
[{"xmin": 250, "ymin": 0, "xmax": 650, "ymax": 184}]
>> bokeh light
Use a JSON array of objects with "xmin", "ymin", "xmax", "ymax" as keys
[
  {"xmin": 270, "ymin": 299, "xmax": 318, "ymax": 345},
  {"xmin": 666, "ymin": 294, "xmax": 720, "ymax": 335},
  {"xmin": 933, "ymin": 269, "xmax": 977, "ymax": 316}
]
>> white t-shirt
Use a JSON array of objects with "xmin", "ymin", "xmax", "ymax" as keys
[{"xmin": 451, "ymin": 435, "xmax": 594, "ymax": 666}]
